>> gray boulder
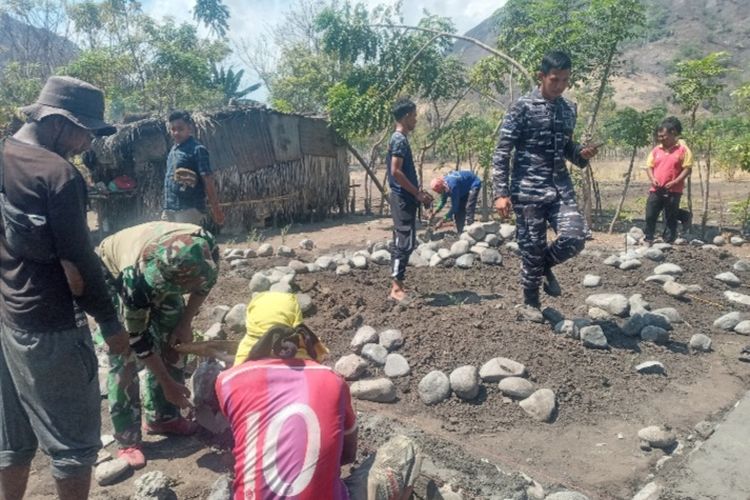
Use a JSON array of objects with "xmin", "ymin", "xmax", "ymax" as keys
[
  {"xmin": 641, "ymin": 326, "xmax": 670, "ymax": 345},
  {"xmin": 466, "ymin": 223, "xmax": 486, "ymax": 241},
  {"xmin": 296, "ymin": 293, "xmax": 313, "ymax": 314},
  {"xmin": 379, "ymin": 329, "xmax": 404, "ymax": 351},
  {"xmin": 644, "ymin": 248, "xmax": 665, "ymax": 262},
  {"xmin": 276, "ymin": 245, "xmax": 295, "ymax": 257},
  {"xmin": 731, "ymin": 236, "xmax": 746, "ymax": 246},
  {"xmin": 408, "ymin": 253, "xmax": 428, "ymax": 268},
  {"xmin": 449, "ymin": 365, "xmax": 480, "ymax": 400},
  {"xmin": 582, "ymin": 275, "xmax": 601, "ymax": 287},
  {"xmin": 459, "ymin": 232, "xmax": 477, "ymax": 245},
  {"xmin": 418, "ymin": 371, "xmax": 451, "ymax": 405},
  {"xmin": 689, "ymin": 334, "xmax": 712, "ymax": 352},
  {"xmin": 350, "ymin": 378, "xmax": 397, "ymax": 403},
  {"xmin": 370, "ymin": 250, "xmax": 392, "ymax": 265},
  {"xmin": 629, "ymin": 226, "xmax": 645, "ymax": 242},
  {"xmin": 455, "ymin": 253, "xmax": 476, "ymax": 269},
  {"xmin": 95, "ymin": 458, "xmax": 130, "ymax": 486},
  {"xmin": 734, "ymin": 259, "xmax": 750, "ymax": 272},
  {"xmin": 654, "ymin": 263, "xmax": 683, "ymax": 275},
  {"xmin": 270, "ymin": 281, "xmax": 292, "ymax": 293},
  {"xmin": 663, "ymin": 281, "xmax": 687, "ymax": 298},
  {"xmin": 249, "ymin": 273, "xmax": 271, "ymax": 293},
  {"xmin": 713, "ymin": 235, "xmax": 726, "ymax": 246},
  {"xmin": 256, "ymin": 243, "xmax": 274, "ymax": 257},
  {"xmin": 288, "ymin": 260, "xmax": 308, "ymax": 274},
  {"xmin": 645, "ymin": 274, "xmax": 675, "ymax": 284},
  {"xmin": 638, "ymin": 426, "xmax": 676, "ymax": 449},
  {"xmin": 715, "ymin": 272, "xmax": 741, "ymax": 286},
  {"xmin": 585, "ymin": 294, "xmax": 629, "ymax": 317},
  {"xmin": 479, "ymin": 357, "xmax": 526, "ymax": 381},
  {"xmin": 542, "ymin": 307, "xmax": 565, "ymax": 326},
  {"xmin": 334, "ymin": 354, "xmax": 368, "ymax": 380},
  {"xmin": 224, "ymin": 303, "xmax": 247, "ymax": 334},
  {"xmin": 384, "ymin": 354, "xmax": 410, "ymax": 377},
  {"xmin": 315, "ymin": 256, "xmax": 335, "ymax": 270},
  {"xmin": 619, "ymin": 259, "xmax": 642, "ymax": 270},
  {"xmin": 499, "ymin": 224, "xmax": 516, "ymax": 240},
  {"xmin": 653, "ymin": 307, "xmax": 682, "ymax": 323},
  {"xmin": 483, "ymin": 221, "xmax": 500, "ymax": 234},
  {"xmin": 713, "ymin": 311, "xmax": 747, "ymax": 330},
  {"xmin": 450, "ymin": 240, "xmax": 471, "ymax": 258},
  {"xmin": 206, "ymin": 475, "xmax": 233, "ymax": 500},
  {"xmin": 134, "ymin": 471, "xmax": 172, "ymax": 500},
  {"xmin": 629, "ymin": 294, "xmax": 651, "ymax": 314},
  {"xmin": 498, "ymin": 377, "xmax": 535, "ymax": 399},
  {"xmin": 484, "ymin": 234, "xmax": 501, "ymax": 247},
  {"xmin": 580, "ymin": 325, "xmax": 609, "ymax": 349},
  {"xmin": 725, "ymin": 290, "xmax": 750, "ymax": 306},
  {"xmin": 735, "ymin": 320, "xmax": 750, "ymax": 335},
  {"xmin": 352, "ymin": 255, "xmax": 368, "ymax": 269},
  {"xmin": 361, "ymin": 343, "xmax": 388, "ymax": 365},
  {"xmin": 588, "ymin": 307, "xmax": 611, "ymax": 321},
  {"xmin": 298, "ymin": 238, "xmax": 314, "ymax": 250},
  {"xmin": 519, "ymin": 388, "xmax": 556, "ymax": 423},
  {"xmin": 351, "ymin": 325, "xmax": 378, "ymax": 351},
  {"xmin": 603, "ymin": 255, "xmax": 621, "ymax": 267},
  {"xmin": 480, "ymin": 248, "xmax": 503, "ymax": 265},
  {"xmin": 335, "ymin": 264, "xmax": 352, "ymax": 276}
]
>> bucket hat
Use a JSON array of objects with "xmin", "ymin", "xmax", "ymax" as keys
[{"xmin": 20, "ymin": 76, "xmax": 116, "ymax": 136}]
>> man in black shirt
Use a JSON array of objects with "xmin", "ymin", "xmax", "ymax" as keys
[
  {"xmin": 0, "ymin": 76, "xmax": 128, "ymax": 499},
  {"xmin": 386, "ymin": 98, "xmax": 433, "ymax": 302}
]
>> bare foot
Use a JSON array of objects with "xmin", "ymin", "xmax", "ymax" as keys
[{"xmin": 390, "ymin": 281, "xmax": 407, "ymax": 302}]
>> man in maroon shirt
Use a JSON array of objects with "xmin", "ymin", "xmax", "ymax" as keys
[{"xmin": 0, "ymin": 76, "xmax": 129, "ymax": 500}]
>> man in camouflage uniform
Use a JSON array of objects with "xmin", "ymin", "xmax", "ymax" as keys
[
  {"xmin": 96, "ymin": 222, "xmax": 219, "ymax": 469},
  {"xmin": 493, "ymin": 51, "xmax": 599, "ymax": 320}
]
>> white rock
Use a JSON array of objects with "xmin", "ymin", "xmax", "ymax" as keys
[
  {"xmin": 638, "ymin": 426, "xmax": 676, "ymax": 449},
  {"xmin": 632, "ymin": 481, "xmax": 661, "ymax": 500},
  {"xmin": 620, "ymin": 259, "xmax": 642, "ymax": 270},
  {"xmin": 466, "ymin": 223, "xmax": 486, "ymax": 241},
  {"xmin": 635, "ymin": 361, "xmax": 666, "ymax": 375},
  {"xmin": 429, "ymin": 254, "xmax": 443, "ymax": 267},
  {"xmin": 725, "ymin": 291, "xmax": 750, "ymax": 306},
  {"xmin": 276, "ymin": 245, "xmax": 295, "ymax": 257},
  {"xmin": 270, "ymin": 281, "xmax": 292, "ymax": 293},
  {"xmin": 335, "ymin": 354, "xmax": 368, "ymax": 380},
  {"xmin": 361, "ymin": 343, "xmax": 388, "ymax": 365},
  {"xmin": 554, "ymin": 319, "xmax": 577, "ymax": 339},
  {"xmin": 296, "ymin": 293, "xmax": 313, "ymax": 314},
  {"xmin": 449, "ymin": 365, "xmax": 480, "ymax": 400},
  {"xmin": 689, "ymin": 334, "xmax": 712, "ymax": 352},
  {"xmin": 603, "ymin": 255, "xmax": 621, "ymax": 267},
  {"xmin": 350, "ymin": 378, "xmax": 397, "ymax": 403},
  {"xmin": 544, "ymin": 492, "xmax": 590, "ymax": 500},
  {"xmin": 629, "ymin": 294, "xmax": 651, "ymax": 314},
  {"xmin": 580, "ymin": 325, "xmax": 609, "ymax": 349},
  {"xmin": 663, "ymin": 281, "xmax": 687, "ymax": 298},
  {"xmin": 206, "ymin": 475, "xmax": 233, "ymax": 500},
  {"xmin": 480, "ymin": 248, "xmax": 503, "ymax": 265},
  {"xmin": 715, "ymin": 272, "xmax": 741, "ymax": 286},
  {"xmin": 256, "ymin": 243, "xmax": 274, "ymax": 257},
  {"xmin": 418, "ymin": 371, "xmax": 451, "ymax": 405},
  {"xmin": 314, "ymin": 256, "xmax": 334, "ymax": 270},
  {"xmin": 498, "ymin": 377, "xmax": 535, "ymax": 399},
  {"xmin": 379, "ymin": 329, "xmax": 404, "ymax": 351},
  {"xmin": 224, "ymin": 303, "xmax": 247, "ymax": 334},
  {"xmin": 202, "ymin": 322, "xmax": 224, "ymax": 341},
  {"xmin": 654, "ymin": 263, "xmax": 683, "ymax": 275},
  {"xmin": 134, "ymin": 471, "xmax": 172, "ymax": 500},
  {"xmin": 674, "ymin": 238, "xmax": 687, "ymax": 245},
  {"xmin": 95, "ymin": 458, "xmax": 130, "ymax": 486},
  {"xmin": 731, "ymin": 236, "xmax": 746, "ymax": 246},
  {"xmin": 690, "ymin": 239, "xmax": 705, "ymax": 246},
  {"xmin": 438, "ymin": 248, "xmax": 452, "ymax": 259},
  {"xmin": 499, "ymin": 224, "xmax": 516, "ymax": 240},
  {"xmin": 384, "ymin": 354, "xmax": 410, "ymax": 377},
  {"xmin": 421, "ymin": 248, "xmax": 436, "ymax": 261},
  {"xmin": 459, "ymin": 232, "xmax": 477, "ymax": 245},
  {"xmin": 735, "ymin": 320, "xmax": 750, "ymax": 335},
  {"xmin": 582, "ymin": 275, "xmax": 601, "ymax": 287},
  {"xmin": 210, "ymin": 305, "xmax": 230, "ymax": 324},
  {"xmin": 229, "ymin": 259, "xmax": 250, "ymax": 270},
  {"xmin": 450, "ymin": 240, "xmax": 471, "ymax": 258},
  {"xmin": 734, "ymin": 259, "xmax": 750, "ymax": 272},
  {"xmin": 585, "ymin": 294, "xmax": 629, "ymax": 317},
  {"xmin": 505, "ymin": 241, "xmax": 520, "ymax": 253},
  {"xmin": 479, "ymin": 357, "xmax": 527, "ymax": 381},
  {"xmin": 370, "ymin": 249, "xmax": 392, "ymax": 265},
  {"xmin": 713, "ymin": 236, "xmax": 726, "ymax": 246},
  {"xmin": 629, "ymin": 227, "xmax": 645, "ymax": 242},
  {"xmin": 455, "ymin": 253, "xmax": 476, "ymax": 269},
  {"xmin": 652, "ymin": 307, "xmax": 682, "ymax": 323},
  {"xmin": 351, "ymin": 325, "xmax": 378, "ymax": 351},
  {"xmin": 298, "ymin": 239, "xmax": 314, "ymax": 250},
  {"xmin": 484, "ymin": 234, "xmax": 501, "ymax": 247},
  {"xmin": 408, "ymin": 253, "xmax": 428, "ymax": 267},
  {"xmin": 243, "ymin": 249, "xmax": 256, "ymax": 259},
  {"xmin": 305, "ymin": 263, "xmax": 320, "ymax": 273},
  {"xmin": 645, "ymin": 274, "xmax": 675, "ymax": 284},
  {"xmin": 335, "ymin": 264, "xmax": 352, "ymax": 275},
  {"xmin": 288, "ymin": 260, "xmax": 308, "ymax": 274},
  {"xmin": 519, "ymin": 389, "xmax": 556, "ymax": 423},
  {"xmin": 483, "ymin": 221, "xmax": 500, "ymax": 234},
  {"xmin": 713, "ymin": 311, "xmax": 747, "ymax": 330},
  {"xmin": 588, "ymin": 307, "xmax": 611, "ymax": 321},
  {"xmin": 644, "ymin": 248, "xmax": 665, "ymax": 262},
  {"xmin": 249, "ymin": 273, "xmax": 271, "ymax": 293}
]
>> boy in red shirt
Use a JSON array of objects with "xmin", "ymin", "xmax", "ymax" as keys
[
  {"xmin": 216, "ymin": 293, "xmax": 421, "ymax": 499},
  {"xmin": 644, "ymin": 116, "xmax": 693, "ymax": 244}
]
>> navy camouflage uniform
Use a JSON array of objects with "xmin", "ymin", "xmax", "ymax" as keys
[{"xmin": 492, "ymin": 88, "xmax": 588, "ymax": 292}]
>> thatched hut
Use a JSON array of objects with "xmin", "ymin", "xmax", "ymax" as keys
[{"xmin": 85, "ymin": 105, "xmax": 349, "ymax": 235}]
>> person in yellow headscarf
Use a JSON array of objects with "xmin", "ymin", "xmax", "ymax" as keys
[{"xmin": 233, "ymin": 292, "xmax": 328, "ymax": 366}]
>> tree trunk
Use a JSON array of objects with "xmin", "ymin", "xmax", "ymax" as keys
[
  {"xmin": 608, "ymin": 146, "xmax": 637, "ymax": 233},
  {"xmin": 700, "ymin": 139, "xmax": 712, "ymax": 234}
]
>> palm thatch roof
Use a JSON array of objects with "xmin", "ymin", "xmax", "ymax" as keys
[{"xmin": 85, "ymin": 105, "xmax": 349, "ymax": 234}]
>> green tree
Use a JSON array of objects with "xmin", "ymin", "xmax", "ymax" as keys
[
  {"xmin": 0, "ymin": 62, "xmax": 43, "ymax": 133},
  {"xmin": 193, "ymin": 0, "xmax": 230, "ymax": 38},
  {"xmin": 211, "ymin": 66, "xmax": 261, "ymax": 104}
]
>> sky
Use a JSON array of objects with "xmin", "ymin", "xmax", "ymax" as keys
[{"xmin": 139, "ymin": 0, "xmax": 504, "ymax": 100}]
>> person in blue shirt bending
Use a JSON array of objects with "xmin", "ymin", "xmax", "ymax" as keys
[{"xmin": 429, "ymin": 171, "xmax": 482, "ymax": 233}]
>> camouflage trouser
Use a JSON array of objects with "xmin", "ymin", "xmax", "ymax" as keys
[
  {"xmin": 514, "ymin": 199, "xmax": 585, "ymax": 291},
  {"xmin": 95, "ymin": 293, "xmax": 186, "ymax": 447}
]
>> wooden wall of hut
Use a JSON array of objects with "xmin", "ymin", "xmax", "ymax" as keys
[{"xmin": 85, "ymin": 106, "xmax": 350, "ymax": 235}]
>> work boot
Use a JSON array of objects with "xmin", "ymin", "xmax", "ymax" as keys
[
  {"xmin": 144, "ymin": 417, "xmax": 198, "ymax": 436},
  {"xmin": 117, "ymin": 446, "xmax": 146, "ymax": 470},
  {"xmin": 543, "ymin": 267, "xmax": 562, "ymax": 297},
  {"xmin": 516, "ymin": 289, "xmax": 543, "ymax": 323}
]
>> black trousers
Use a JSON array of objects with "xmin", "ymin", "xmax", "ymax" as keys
[
  {"xmin": 645, "ymin": 191, "xmax": 684, "ymax": 243},
  {"xmin": 454, "ymin": 188, "xmax": 480, "ymax": 234},
  {"xmin": 389, "ymin": 193, "xmax": 417, "ymax": 281}
]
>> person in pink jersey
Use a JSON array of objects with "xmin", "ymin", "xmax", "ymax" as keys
[
  {"xmin": 215, "ymin": 293, "xmax": 422, "ymax": 500},
  {"xmin": 644, "ymin": 116, "xmax": 693, "ymax": 244}
]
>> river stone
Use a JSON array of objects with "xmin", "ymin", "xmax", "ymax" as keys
[
  {"xmin": 306, "ymin": 263, "xmax": 321, "ymax": 273},
  {"xmin": 735, "ymin": 320, "xmax": 750, "ymax": 335},
  {"xmin": 483, "ymin": 221, "xmax": 500, "ymax": 234},
  {"xmin": 418, "ymin": 371, "xmax": 451, "ymax": 405},
  {"xmin": 351, "ymin": 325, "xmax": 378, "ymax": 351},
  {"xmin": 588, "ymin": 307, "xmax": 611, "ymax": 321},
  {"xmin": 95, "ymin": 458, "xmax": 130, "ymax": 486},
  {"xmin": 256, "ymin": 243, "xmax": 273, "ymax": 257},
  {"xmin": 663, "ymin": 281, "xmax": 687, "ymax": 298},
  {"xmin": 645, "ymin": 274, "xmax": 675, "ymax": 284},
  {"xmin": 580, "ymin": 325, "xmax": 609, "ymax": 349},
  {"xmin": 545, "ymin": 492, "xmax": 590, "ymax": 500},
  {"xmin": 438, "ymin": 248, "xmax": 452, "ymax": 259},
  {"xmin": 206, "ymin": 475, "xmax": 233, "ymax": 500},
  {"xmin": 484, "ymin": 234, "xmax": 501, "ymax": 247},
  {"xmin": 519, "ymin": 388, "xmax": 556, "ymax": 423},
  {"xmin": 603, "ymin": 255, "xmax": 621, "ymax": 267},
  {"xmin": 450, "ymin": 240, "xmax": 471, "ymax": 257},
  {"xmin": 653, "ymin": 307, "xmax": 682, "ymax": 323},
  {"xmin": 421, "ymin": 248, "xmax": 436, "ymax": 261},
  {"xmin": 654, "ymin": 263, "xmax": 683, "ymax": 275},
  {"xmin": 372, "ymin": 241, "xmax": 389, "ymax": 252},
  {"xmin": 384, "ymin": 354, "xmax": 410, "ymax": 377},
  {"xmin": 210, "ymin": 305, "xmax": 230, "ymax": 324},
  {"xmin": 713, "ymin": 311, "xmax": 747, "ymax": 330},
  {"xmin": 134, "ymin": 471, "xmax": 172, "ymax": 500},
  {"xmin": 336, "ymin": 264, "xmax": 352, "ymax": 276},
  {"xmin": 731, "ymin": 236, "xmax": 746, "ymax": 246},
  {"xmin": 296, "ymin": 293, "xmax": 313, "ymax": 314},
  {"xmin": 674, "ymin": 238, "xmax": 687, "ymax": 245},
  {"xmin": 629, "ymin": 294, "xmax": 651, "ymax": 314},
  {"xmin": 298, "ymin": 238, "xmax": 314, "ymax": 250},
  {"xmin": 352, "ymin": 255, "xmax": 368, "ymax": 269},
  {"xmin": 350, "ymin": 378, "xmax": 397, "ymax": 403},
  {"xmin": 694, "ymin": 421, "xmax": 715, "ymax": 440},
  {"xmin": 733, "ymin": 258, "xmax": 749, "ymax": 271},
  {"xmin": 499, "ymin": 224, "xmax": 516, "ymax": 240},
  {"xmin": 644, "ymin": 248, "xmax": 665, "ymax": 262},
  {"xmin": 498, "ymin": 377, "xmax": 535, "ymax": 399},
  {"xmin": 686, "ymin": 284, "xmax": 703, "ymax": 293},
  {"xmin": 582, "ymin": 275, "xmax": 601, "ymax": 287},
  {"xmin": 429, "ymin": 254, "xmax": 443, "ymax": 267},
  {"xmin": 270, "ymin": 281, "xmax": 292, "ymax": 293},
  {"xmin": 408, "ymin": 253, "xmax": 428, "ymax": 268},
  {"xmin": 379, "ymin": 329, "xmax": 404, "ymax": 351},
  {"xmin": 641, "ymin": 325, "xmax": 670, "ymax": 345},
  {"xmin": 335, "ymin": 354, "xmax": 368, "ymax": 380},
  {"xmin": 713, "ymin": 235, "xmax": 726, "ymax": 246},
  {"xmin": 715, "ymin": 272, "xmax": 741, "ymax": 286},
  {"xmin": 480, "ymin": 248, "xmax": 503, "ymax": 265},
  {"xmin": 623, "ymin": 312, "xmax": 672, "ymax": 337},
  {"xmin": 479, "ymin": 357, "xmax": 527, "ymax": 381},
  {"xmin": 702, "ymin": 244, "xmax": 720, "ymax": 251},
  {"xmin": 202, "ymin": 322, "xmax": 224, "ymax": 341},
  {"xmin": 505, "ymin": 241, "xmax": 520, "ymax": 253},
  {"xmin": 628, "ymin": 226, "xmax": 645, "ymax": 242},
  {"xmin": 449, "ymin": 365, "xmax": 480, "ymax": 400},
  {"xmin": 619, "ymin": 259, "xmax": 642, "ymax": 270},
  {"xmin": 724, "ymin": 290, "xmax": 750, "ymax": 306},
  {"xmin": 459, "ymin": 232, "xmax": 477, "ymax": 245},
  {"xmin": 635, "ymin": 361, "xmax": 666, "ymax": 375},
  {"xmin": 691, "ymin": 239, "xmax": 705, "ymax": 246},
  {"xmin": 455, "ymin": 253, "xmax": 475, "ymax": 269},
  {"xmin": 224, "ymin": 303, "xmax": 246, "ymax": 334},
  {"xmin": 554, "ymin": 319, "xmax": 577, "ymax": 339},
  {"xmin": 542, "ymin": 307, "xmax": 564, "ymax": 326},
  {"xmin": 288, "ymin": 260, "xmax": 308, "ymax": 274},
  {"xmin": 276, "ymin": 245, "xmax": 295, "ymax": 257},
  {"xmin": 249, "ymin": 273, "xmax": 271, "ymax": 293},
  {"xmin": 225, "ymin": 248, "xmax": 244, "ymax": 260},
  {"xmin": 315, "ymin": 256, "xmax": 335, "ymax": 270},
  {"xmin": 689, "ymin": 334, "xmax": 712, "ymax": 352},
  {"xmin": 361, "ymin": 343, "xmax": 388, "ymax": 365},
  {"xmin": 467, "ymin": 223, "xmax": 486, "ymax": 241},
  {"xmin": 638, "ymin": 426, "xmax": 677, "ymax": 449},
  {"xmin": 370, "ymin": 249, "xmax": 392, "ymax": 265},
  {"xmin": 585, "ymin": 293, "xmax": 629, "ymax": 317}
]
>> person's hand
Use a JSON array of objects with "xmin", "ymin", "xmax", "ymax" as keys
[
  {"xmin": 651, "ymin": 178, "xmax": 661, "ymax": 188},
  {"xmin": 580, "ymin": 144, "xmax": 599, "ymax": 160},
  {"xmin": 664, "ymin": 180, "xmax": 676, "ymax": 190},
  {"xmin": 60, "ymin": 260, "xmax": 84, "ymax": 296},
  {"xmin": 211, "ymin": 205, "xmax": 225, "ymax": 226},
  {"xmin": 416, "ymin": 190, "xmax": 433, "ymax": 208},
  {"xmin": 105, "ymin": 329, "xmax": 130, "ymax": 355},
  {"xmin": 162, "ymin": 379, "xmax": 193, "ymax": 409},
  {"xmin": 494, "ymin": 196, "xmax": 512, "ymax": 219},
  {"xmin": 170, "ymin": 320, "xmax": 194, "ymax": 347}
]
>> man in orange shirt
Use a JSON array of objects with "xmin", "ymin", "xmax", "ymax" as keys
[{"xmin": 644, "ymin": 116, "xmax": 693, "ymax": 244}]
